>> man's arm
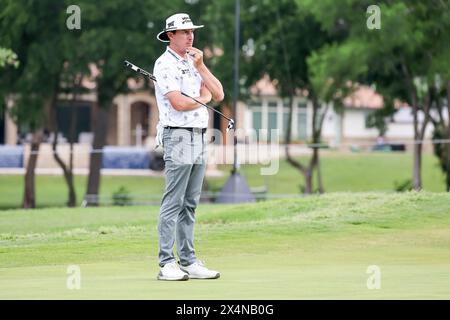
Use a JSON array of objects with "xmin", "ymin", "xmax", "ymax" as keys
[
  {"xmin": 166, "ymin": 82, "xmax": 212, "ymax": 112},
  {"xmin": 187, "ymin": 47, "xmax": 225, "ymax": 102}
]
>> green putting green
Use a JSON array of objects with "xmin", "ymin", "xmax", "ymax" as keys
[{"xmin": 1, "ymin": 192, "xmax": 449, "ymax": 299}]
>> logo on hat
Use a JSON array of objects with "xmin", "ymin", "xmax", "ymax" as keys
[{"xmin": 182, "ymin": 17, "xmax": 192, "ymax": 24}]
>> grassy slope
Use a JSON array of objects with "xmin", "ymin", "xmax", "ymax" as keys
[
  {"xmin": 0, "ymin": 153, "xmax": 446, "ymax": 209},
  {"xmin": 1, "ymin": 192, "xmax": 449, "ymax": 299}
]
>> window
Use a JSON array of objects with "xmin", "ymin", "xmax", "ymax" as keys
[
  {"xmin": 268, "ymin": 111, "xmax": 277, "ymax": 142},
  {"xmin": 297, "ymin": 108, "xmax": 307, "ymax": 140},
  {"xmin": 253, "ymin": 111, "xmax": 262, "ymax": 140}
]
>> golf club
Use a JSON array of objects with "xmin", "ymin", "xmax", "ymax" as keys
[{"xmin": 124, "ymin": 60, "xmax": 235, "ymax": 132}]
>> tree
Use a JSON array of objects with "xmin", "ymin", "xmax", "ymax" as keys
[
  {"xmin": 1, "ymin": 0, "xmax": 213, "ymax": 208},
  {"xmin": 48, "ymin": 71, "xmax": 84, "ymax": 207},
  {"xmin": 0, "ymin": 0, "xmax": 68, "ymax": 208},
  {"xmin": 303, "ymin": 0, "xmax": 450, "ymax": 191},
  {"xmin": 0, "ymin": 47, "xmax": 19, "ymax": 68},
  {"xmin": 76, "ymin": 0, "xmax": 195, "ymax": 205},
  {"xmin": 202, "ymin": 0, "xmax": 347, "ymax": 194},
  {"xmin": 429, "ymin": 32, "xmax": 450, "ymax": 191}
]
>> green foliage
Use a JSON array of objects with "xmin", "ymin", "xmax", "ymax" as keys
[
  {"xmin": 1, "ymin": 0, "xmax": 448, "ymax": 196},
  {"xmin": 302, "ymin": 0, "xmax": 450, "ymax": 188},
  {"xmin": 365, "ymin": 104, "xmax": 396, "ymax": 137},
  {"xmin": 0, "ymin": 0, "xmax": 199, "ymax": 124},
  {"xmin": 0, "ymin": 0, "xmax": 70, "ymax": 129},
  {"xmin": 112, "ymin": 186, "xmax": 132, "ymax": 206},
  {"xmin": 394, "ymin": 179, "xmax": 413, "ymax": 192},
  {"xmin": 200, "ymin": 0, "xmax": 329, "ymax": 104},
  {"xmin": 432, "ymin": 124, "xmax": 450, "ymax": 174},
  {"xmin": 307, "ymin": 41, "xmax": 368, "ymax": 106},
  {"xmin": 1, "ymin": 0, "xmax": 447, "ymax": 124},
  {"xmin": 303, "ymin": 0, "xmax": 450, "ymax": 107},
  {"xmin": 0, "ymin": 47, "xmax": 19, "ymax": 68}
]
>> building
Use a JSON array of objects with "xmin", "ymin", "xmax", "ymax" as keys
[
  {"xmin": 243, "ymin": 77, "xmax": 435, "ymax": 150},
  {"xmin": 1, "ymin": 76, "xmax": 438, "ymax": 170}
]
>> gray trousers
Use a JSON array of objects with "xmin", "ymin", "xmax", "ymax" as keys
[{"xmin": 158, "ymin": 127, "xmax": 207, "ymax": 267}]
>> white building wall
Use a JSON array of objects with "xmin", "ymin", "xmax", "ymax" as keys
[
  {"xmin": 238, "ymin": 98, "xmax": 439, "ymax": 146},
  {"xmin": 321, "ymin": 106, "xmax": 336, "ymax": 138},
  {"xmin": 343, "ymin": 109, "xmax": 379, "ymax": 139},
  {"xmin": 385, "ymin": 122, "xmax": 434, "ymax": 140},
  {"xmin": 292, "ymin": 98, "xmax": 299, "ymax": 138},
  {"xmin": 306, "ymin": 101, "xmax": 313, "ymax": 140}
]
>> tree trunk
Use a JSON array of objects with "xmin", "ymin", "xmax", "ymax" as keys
[
  {"xmin": 51, "ymin": 135, "xmax": 77, "ymax": 207},
  {"xmin": 414, "ymin": 92, "xmax": 431, "ymax": 191},
  {"xmin": 66, "ymin": 100, "xmax": 77, "ymax": 206},
  {"xmin": 284, "ymin": 93, "xmax": 308, "ymax": 192},
  {"xmin": 48, "ymin": 92, "xmax": 77, "ymax": 207},
  {"xmin": 284, "ymin": 94, "xmax": 302, "ymax": 168},
  {"xmin": 429, "ymin": 82, "xmax": 450, "ymax": 192},
  {"xmin": 305, "ymin": 147, "xmax": 320, "ymax": 194},
  {"xmin": 311, "ymin": 99, "xmax": 329, "ymax": 194},
  {"xmin": 85, "ymin": 102, "xmax": 109, "ymax": 206},
  {"xmin": 22, "ymin": 130, "xmax": 43, "ymax": 209},
  {"xmin": 315, "ymin": 147, "xmax": 324, "ymax": 193},
  {"xmin": 411, "ymin": 83, "xmax": 424, "ymax": 191},
  {"xmin": 446, "ymin": 136, "xmax": 450, "ymax": 192},
  {"xmin": 412, "ymin": 143, "xmax": 422, "ymax": 191},
  {"xmin": 285, "ymin": 94, "xmax": 329, "ymax": 195},
  {"xmin": 304, "ymin": 168, "xmax": 313, "ymax": 194},
  {"xmin": 306, "ymin": 148, "xmax": 320, "ymax": 194},
  {"xmin": 446, "ymin": 81, "xmax": 450, "ymax": 192},
  {"xmin": 401, "ymin": 62, "xmax": 423, "ymax": 191}
]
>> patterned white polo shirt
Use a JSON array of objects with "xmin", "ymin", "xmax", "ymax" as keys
[{"xmin": 153, "ymin": 46, "xmax": 208, "ymax": 129}]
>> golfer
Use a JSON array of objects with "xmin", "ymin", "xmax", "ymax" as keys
[{"xmin": 153, "ymin": 13, "xmax": 224, "ymax": 281}]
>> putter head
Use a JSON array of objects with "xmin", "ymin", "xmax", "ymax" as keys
[{"xmin": 226, "ymin": 119, "xmax": 235, "ymax": 132}]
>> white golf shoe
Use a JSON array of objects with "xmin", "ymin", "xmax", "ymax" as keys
[
  {"xmin": 157, "ymin": 261, "xmax": 189, "ymax": 281},
  {"xmin": 179, "ymin": 260, "xmax": 220, "ymax": 279}
]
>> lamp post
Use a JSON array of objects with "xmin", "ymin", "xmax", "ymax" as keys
[
  {"xmin": 231, "ymin": 0, "xmax": 240, "ymax": 175},
  {"xmin": 216, "ymin": 0, "xmax": 255, "ymax": 203}
]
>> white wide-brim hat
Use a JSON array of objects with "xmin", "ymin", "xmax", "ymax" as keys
[{"xmin": 157, "ymin": 13, "xmax": 204, "ymax": 42}]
